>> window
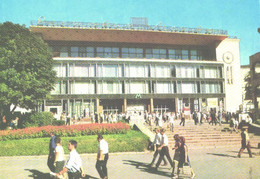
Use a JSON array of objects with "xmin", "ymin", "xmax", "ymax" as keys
[
  {"xmin": 182, "ymin": 50, "xmax": 189, "ymax": 60},
  {"xmin": 151, "ymin": 65, "xmax": 171, "ymax": 77},
  {"xmin": 72, "ymin": 82, "xmax": 95, "ymax": 94},
  {"xmin": 96, "ymin": 47, "xmax": 119, "ymax": 58},
  {"xmin": 169, "ymin": 49, "xmax": 175, "ymax": 59},
  {"xmin": 177, "ymin": 82, "xmax": 197, "ymax": 93},
  {"xmin": 154, "ymin": 82, "xmax": 172, "ymax": 94},
  {"xmin": 125, "ymin": 81, "xmax": 149, "ymax": 94},
  {"xmin": 71, "ymin": 47, "xmax": 94, "ymax": 57},
  {"xmin": 53, "ymin": 64, "xmax": 67, "ymax": 77},
  {"xmin": 103, "ymin": 65, "xmax": 118, "ymax": 77},
  {"xmin": 125, "ymin": 65, "xmax": 149, "ymax": 77},
  {"xmin": 190, "ymin": 49, "xmax": 203, "ymax": 60},
  {"xmin": 190, "ymin": 50, "xmax": 197, "ymax": 60},
  {"xmin": 175, "ymin": 49, "xmax": 182, "ymax": 59},
  {"xmin": 98, "ymin": 81, "xmax": 122, "ymax": 94},
  {"xmin": 60, "ymin": 47, "xmax": 68, "ymax": 57},
  {"xmin": 52, "ymin": 81, "xmax": 67, "ymax": 94},
  {"xmin": 69, "ymin": 64, "xmax": 89, "ymax": 77},
  {"xmin": 201, "ymin": 82, "xmax": 221, "ymax": 93},
  {"xmin": 176, "ymin": 66, "xmax": 197, "ymax": 78},
  {"xmin": 71, "ymin": 47, "xmax": 79, "ymax": 57},
  {"xmin": 145, "ymin": 48, "xmax": 166, "ymax": 59},
  {"xmin": 51, "ymin": 82, "xmax": 60, "ymax": 94},
  {"xmin": 122, "ymin": 48, "xmax": 143, "ymax": 58},
  {"xmin": 201, "ymin": 67, "xmax": 221, "ymax": 78}
]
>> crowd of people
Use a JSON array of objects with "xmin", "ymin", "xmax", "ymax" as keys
[
  {"xmin": 48, "ymin": 133, "xmax": 109, "ymax": 179},
  {"xmin": 141, "ymin": 109, "xmax": 253, "ymax": 133}
]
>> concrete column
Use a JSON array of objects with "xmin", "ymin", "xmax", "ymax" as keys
[
  {"xmin": 150, "ymin": 98, "xmax": 154, "ymax": 113},
  {"xmin": 123, "ymin": 99, "xmax": 127, "ymax": 113},
  {"xmin": 175, "ymin": 98, "xmax": 178, "ymax": 112},
  {"xmin": 96, "ymin": 98, "xmax": 100, "ymax": 113},
  {"xmin": 67, "ymin": 99, "xmax": 70, "ymax": 115}
]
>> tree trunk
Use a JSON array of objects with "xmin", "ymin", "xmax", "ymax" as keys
[{"xmin": 2, "ymin": 104, "xmax": 12, "ymax": 123}]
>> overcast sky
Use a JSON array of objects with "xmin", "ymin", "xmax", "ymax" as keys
[{"xmin": 0, "ymin": 0, "xmax": 259, "ymax": 65}]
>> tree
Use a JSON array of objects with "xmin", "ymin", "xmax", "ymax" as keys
[
  {"xmin": 0, "ymin": 22, "xmax": 56, "ymax": 120},
  {"xmin": 244, "ymin": 71, "xmax": 253, "ymax": 100}
]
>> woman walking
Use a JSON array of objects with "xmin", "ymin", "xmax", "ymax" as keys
[
  {"xmin": 171, "ymin": 134, "xmax": 181, "ymax": 178},
  {"xmin": 54, "ymin": 137, "xmax": 65, "ymax": 178},
  {"xmin": 175, "ymin": 136, "xmax": 195, "ymax": 179}
]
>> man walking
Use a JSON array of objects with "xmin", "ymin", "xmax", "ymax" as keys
[
  {"xmin": 179, "ymin": 111, "xmax": 185, "ymax": 126},
  {"xmin": 56, "ymin": 140, "xmax": 85, "ymax": 179},
  {"xmin": 149, "ymin": 128, "xmax": 167, "ymax": 167},
  {"xmin": 47, "ymin": 132, "xmax": 56, "ymax": 172},
  {"xmin": 237, "ymin": 126, "xmax": 253, "ymax": 158},
  {"xmin": 155, "ymin": 128, "xmax": 174, "ymax": 172},
  {"xmin": 96, "ymin": 134, "xmax": 109, "ymax": 179}
]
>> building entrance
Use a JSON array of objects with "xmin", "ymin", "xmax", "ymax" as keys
[{"xmin": 153, "ymin": 98, "xmax": 175, "ymax": 113}]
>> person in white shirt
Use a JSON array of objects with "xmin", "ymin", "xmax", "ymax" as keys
[
  {"xmin": 96, "ymin": 134, "xmax": 109, "ymax": 179},
  {"xmin": 54, "ymin": 137, "xmax": 65, "ymax": 175},
  {"xmin": 56, "ymin": 140, "xmax": 85, "ymax": 179},
  {"xmin": 149, "ymin": 128, "xmax": 167, "ymax": 167},
  {"xmin": 169, "ymin": 113, "xmax": 175, "ymax": 132},
  {"xmin": 155, "ymin": 128, "xmax": 174, "ymax": 171}
]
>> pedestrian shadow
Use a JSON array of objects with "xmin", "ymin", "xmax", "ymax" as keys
[
  {"xmin": 84, "ymin": 175, "xmax": 99, "ymax": 179},
  {"xmin": 123, "ymin": 160, "xmax": 172, "ymax": 177},
  {"xmin": 25, "ymin": 169, "xmax": 51, "ymax": 179},
  {"xmin": 206, "ymin": 153, "xmax": 237, "ymax": 158},
  {"xmin": 25, "ymin": 169, "xmax": 98, "ymax": 179}
]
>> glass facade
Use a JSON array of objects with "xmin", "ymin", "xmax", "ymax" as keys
[
  {"xmin": 50, "ymin": 45, "xmax": 207, "ymax": 60},
  {"xmin": 52, "ymin": 62, "xmax": 223, "ymax": 95}
]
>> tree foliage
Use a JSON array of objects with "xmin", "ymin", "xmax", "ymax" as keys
[
  {"xmin": 0, "ymin": 22, "xmax": 56, "ymax": 117},
  {"xmin": 244, "ymin": 71, "xmax": 252, "ymax": 100}
]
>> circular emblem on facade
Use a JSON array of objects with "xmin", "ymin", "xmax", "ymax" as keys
[{"xmin": 222, "ymin": 51, "xmax": 233, "ymax": 64}]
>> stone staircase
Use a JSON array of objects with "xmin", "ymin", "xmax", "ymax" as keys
[
  {"xmin": 163, "ymin": 120, "xmax": 260, "ymax": 150},
  {"xmin": 137, "ymin": 119, "xmax": 260, "ymax": 151}
]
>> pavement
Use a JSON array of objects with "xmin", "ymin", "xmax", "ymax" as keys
[{"xmin": 0, "ymin": 148, "xmax": 259, "ymax": 179}]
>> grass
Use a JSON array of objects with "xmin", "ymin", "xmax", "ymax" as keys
[{"xmin": 0, "ymin": 130, "xmax": 149, "ymax": 156}]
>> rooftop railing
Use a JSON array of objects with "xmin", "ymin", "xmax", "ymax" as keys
[{"xmin": 31, "ymin": 19, "xmax": 228, "ymax": 36}]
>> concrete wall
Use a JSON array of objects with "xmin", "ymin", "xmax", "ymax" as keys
[{"xmin": 216, "ymin": 38, "xmax": 242, "ymax": 112}]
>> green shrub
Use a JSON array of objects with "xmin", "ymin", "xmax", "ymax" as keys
[
  {"xmin": 0, "ymin": 130, "xmax": 149, "ymax": 156},
  {"xmin": 52, "ymin": 120, "xmax": 65, "ymax": 126},
  {"xmin": 23, "ymin": 112, "xmax": 54, "ymax": 127}
]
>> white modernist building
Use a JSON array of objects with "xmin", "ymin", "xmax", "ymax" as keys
[{"xmin": 30, "ymin": 19, "xmax": 242, "ymax": 118}]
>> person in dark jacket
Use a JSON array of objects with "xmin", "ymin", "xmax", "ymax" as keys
[{"xmin": 47, "ymin": 132, "xmax": 56, "ymax": 172}]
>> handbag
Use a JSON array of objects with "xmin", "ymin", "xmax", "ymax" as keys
[{"xmin": 183, "ymin": 163, "xmax": 191, "ymax": 175}]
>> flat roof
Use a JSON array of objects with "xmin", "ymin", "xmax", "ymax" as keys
[{"xmin": 31, "ymin": 26, "xmax": 227, "ymax": 46}]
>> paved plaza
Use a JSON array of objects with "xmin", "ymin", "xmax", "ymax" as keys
[{"xmin": 0, "ymin": 148, "xmax": 259, "ymax": 179}]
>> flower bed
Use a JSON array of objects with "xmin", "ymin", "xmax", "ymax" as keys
[{"xmin": 0, "ymin": 123, "xmax": 130, "ymax": 141}]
